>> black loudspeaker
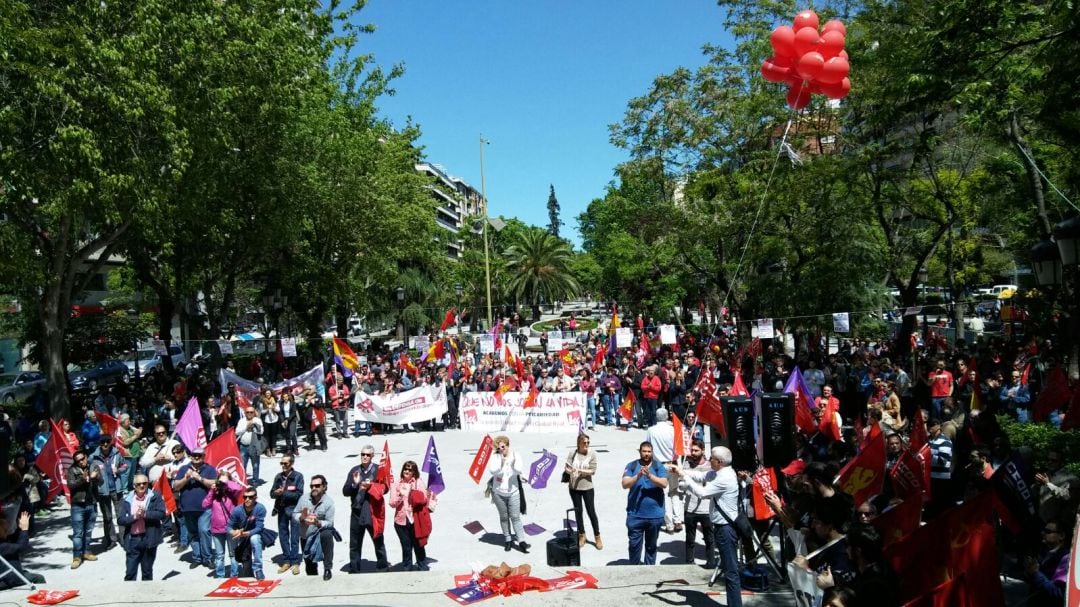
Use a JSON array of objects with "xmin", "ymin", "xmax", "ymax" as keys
[
  {"xmin": 760, "ymin": 392, "xmax": 795, "ymax": 468},
  {"xmin": 719, "ymin": 396, "xmax": 756, "ymax": 471},
  {"xmin": 546, "ymin": 509, "xmax": 581, "ymax": 566}
]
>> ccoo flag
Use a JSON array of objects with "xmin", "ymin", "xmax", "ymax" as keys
[
  {"xmin": 421, "ymin": 436, "xmax": 445, "ymax": 495},
  {"xmin": 528, "ymin": 450, "xmax": 558, "ymax": 489}
]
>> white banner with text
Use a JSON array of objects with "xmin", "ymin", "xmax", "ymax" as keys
[
  {"xmin": 458, "ymin": 392, "xmax": 586, "ymax": 433},
  {"xmin": 353, "ymin": 384, "xmax": 448, "ymax": 425}
]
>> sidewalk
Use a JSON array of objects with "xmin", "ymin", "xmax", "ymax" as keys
[{"xmin": 18, "ymin": 424, "xmax": 797, "ymax": 606}]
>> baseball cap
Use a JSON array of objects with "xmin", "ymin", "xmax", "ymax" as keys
[{"xmin": 780, "ymin": 459, "xmax": 807, "ymax": 476}]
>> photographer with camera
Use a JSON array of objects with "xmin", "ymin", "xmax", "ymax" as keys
[{"xmin": 202, "ymin": 470, "xmax": 243, "ymax": 578}]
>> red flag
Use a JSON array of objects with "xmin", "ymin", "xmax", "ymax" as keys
[
  {"xmin": 1034, "ymin": 366, "xmax": 1072, "ymax": 422},
  {"xmin": 795, "ymin": 399, "xmax": 817, "ymax": 435},
  {"xmin": 1061, "ymin": 385, "xmax": 1080, "ymax": 431},
  {"xmin": 1020, "ymin": 362, "xmax": 1031, "ymax": 386},
  {"xmin": 885, "ymin": 492, "xmax": 1002, "ymax": 606},
  {"xmin": 818, "ymin": 398, "xmax": 841, "ymax": 441},
  {"xmin": 469, "ymin": 435, "xmax": 494, "ymax": 484},
  {"xmin": 751, "ymin": 467, "xmax": 779, "ymax": 521},
  {"xmin": 494, "ymin": 376, "xmax": 518, "ymax": 404},
  {"xmin": 310, "ymin": 407, "xmax": 326, "ymax": 432},
  {"xmin": 909, "ymin": 409, "xmax": 929, "ymax": 453},
  {"xmin": 97, "ymin": 411, "xmax": 128, "ymax": 457},
  {"xmin": 730, "ymin": 372, "xmax": 749, "ymax": 397},
  {"xmin": 440, "ymin": 308, "xmax": 456, "ymax": 331},
  {"xmin": 154, "ymin": 472, "xmax": 177, "ymax": 515},
  {"xmin": 672, "ymin": 414, "xmax": 686, "ymax": 457},
  {"xmin": 591, "ymin": 343, "xmax": 608, "ymax": 373},
  {"xmin": 871, "ymin": 497, "xmax": 923, "ymax": 547},
  {"xmin": 903, "ymin": 574, "xmax": 970, "ymax": 607},
  {"xmin": 695, "ymin": 390, "xmax": 726, "ymax": 437},
  {"xmin": 891, "ymin": 446, "xmax": 930, "ymax": 501},
  {"xmin": 619, "ymin": 391, "xmax": 636, "ymax": 422},
  {"xmin": 33, "ymin": 419, "xmax": 75, "ymax": 504},
  {"xmin": 523, "ymin": 382, "xmax": 540, "ymax": 408},
  {"xmin": 376, "ymin": 440, "xmax": 392, "ymax": 486},
  {"xmin": 399, "ymin": 353, "xmax": 418, "ymax": 378},
  {"xmin": 836, "ymin": 426, "xmax": 886, "ymax": 506},
  {"xmin": 558, "ymin": 347, "xmax": 574, "ymax": 367},
  {"xmin": 205, "ymin": 427, "xmax": 247, "ymax": 485}
]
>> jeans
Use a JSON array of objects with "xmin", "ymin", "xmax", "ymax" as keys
[
  {"xmin": 643, "ymin": 398, "xmax": 658, "ymax": 427},
  {"xmin": 231, "ymin": 535, "xmax": 264, "ymax": 578},
  {"xmin": 601, "ymin": 393, "xmax": 621, "ymax": 425},
  {"xmin": 585, "ymin": 397, "xmax": 597, "ymax": 428},
  {"xmin": 71, "ymin": 503, "xmax": 97, "ymax": 557},
  {"xmin": 394, "ymin": 521, "xmax": 426, "ymax": 567},
  {"xmin": 332, "ymin": 408, "xmax": 348, "ymax": 436},
  {"xmin": 174, "ymin": 512, "xmax": 189, "ymax": 546},
  {"xmin": 122, "ymin": 457, "xmax": 138, "ymax": 491},
  {"xmin": 241, "ymin": 448, "xmax": 261, "ymax": 483},
  {"xmin": 713, "ymin": 523, "xmax": 742, "ymax": 607},
  {"xmin": 124, "ymin": 534, "xmax": 156, "ymax": 580},
  {"xmin": 279, "ymin": 509, "xmax": 301, "ymax": 565},
  {"xmin": 930, "ymin": 397, "xmax": 946, "ymax": 420},
  {"xmin": 492, "ymin": 491, "xmax": 526, "ymax": 542},
  {"xmin": 626, "ymin": 515, "xmax": 662, "ymax": 565},
  {"xmin": 211, "ymin": 532, "xmax": 233, "ymax": 578},
  {"xmin": 96, "ymin": 494, "xmax": 120, "ymax": 544},
  {"xmin": 183, "ymin": 510, "xmax": 212, "ymax": 565},
  {"xmin": 282, "ymin": 419, "xmax": 299, "ymax": 454},
  {"xmin": 303, "ymin": 528, "xmax": 335, "ymax": 572}
]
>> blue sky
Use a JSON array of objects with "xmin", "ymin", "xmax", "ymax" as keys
[{"xmin": 353, "ymin": 1, "xmax": 732, "ymax": 247}]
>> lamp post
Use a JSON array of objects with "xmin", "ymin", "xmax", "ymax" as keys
[
  {"xmin": 396, "ymin": 286, "xmax": 408, "ymax": 350},
  {"xmin": 454, "ymin": 283, "xmax": 463, "ymax": 332},
  {"xmin": 918, "ymin": 265, "xmax": 929, "ymax": 343},
  {"xmin": 479, "ymin": 134, "xmax": 493, "ymax": 331}
]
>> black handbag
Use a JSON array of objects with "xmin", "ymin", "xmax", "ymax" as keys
[
  {"xmin": 517, "ymin": 475, "xmax": 527, "ymax": 515},
  {"xmin": 261, "ymin": 528, "xmax": 278, "ymax": 549},
  {"xmin": 713, "ymin": 480, "xmax": 755, "ymax": 544}
]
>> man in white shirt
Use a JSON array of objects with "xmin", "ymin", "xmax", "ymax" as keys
[
  {"xmin": 645, "ymin": 409, "xmax": 681, "ymax": 532},
  {"xmin": 670, "ymin": 446, "xmax": 742, "ymax": 607},
  {"xmin": 139, "ymin": 424, "xmax": 181, "ymax": 484}
]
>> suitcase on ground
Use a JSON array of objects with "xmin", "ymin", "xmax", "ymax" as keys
[{"xmin": 546, "ymin": 508, "xmax": 580, "ymax": 567}]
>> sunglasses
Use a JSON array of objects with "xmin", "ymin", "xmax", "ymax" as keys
[
  {"xmin": 155, "ymin": 431, "xmax": 166, "ymax": 436},
  {"xmin": 191, "ymin": 454, "xmax": 204, "ymax": 458},
  {"xmin": 309, "ymin": 484, "xmax": 324, "ymax": 489},
  {"xmin": 361, "ymin": 453, "xmax": 374, "ymax": 457},
  {"xmin": 134, "ymin": 482, "xmax": 148, "ymax": 487},
  {"xmin": 243, "ymin": 495, "xmax": 257, "ymax": 500}
]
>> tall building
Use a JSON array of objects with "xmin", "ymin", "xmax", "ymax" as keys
[{"xmin": 415, "ymin": 162, "xmax": 486, "ymax": 260}]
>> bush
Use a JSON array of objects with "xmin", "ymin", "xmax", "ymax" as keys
[{"xmin": 999, "ymin": 414, "xmax": 1080, "ymax": 477}]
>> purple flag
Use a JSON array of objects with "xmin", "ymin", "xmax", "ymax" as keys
[
  {"xmin": 176, "ymin": 396, "xmax": 207, "ymax": 451},
  {"xmin": 783, "ymin": 366, "xmax": 817, "ymax": 410},
  {"xmin": 527, "ymin": 449, "xmax": 558, "ymax": 489},
  {"xmin": 421, "ymin": 435, "xmax": 445, "ymax": 494}
]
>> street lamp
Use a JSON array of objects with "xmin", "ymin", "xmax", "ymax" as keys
[
  {"xmin": 1030, "ymin": 239, "xmax": 1062, "ymax": 288},
  {"xmin": 396, "ymin": 286, "xmax": 407, "ymax": 350},
  {"xmin": 127, "ymin": 308, "xmax": 141, "ymax": 393},
  {"xmin": 1052, "ymin": 215, "xmax": 1080, "ymax": 378},
  {"xmin": 479, "ymin": 134, "xmax": 493, "ymax": 330}
]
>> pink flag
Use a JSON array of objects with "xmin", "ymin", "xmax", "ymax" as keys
[{"xmin": 176, "ymin": 396, "xmax": 207, "ymax": 452}]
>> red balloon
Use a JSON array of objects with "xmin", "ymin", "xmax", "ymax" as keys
[
  {"xmin": 819, "ymin": 30, "xmax": 845, "ymax": 59},
  {"xmin": 822, "ymin": 19, "xmax": 847, "ymax": 36},
  {"xmin": 761, "ymin": 56, "xmax": 794, "ymax": 83},
  {"xmin": 786, "ymin": 82, "xmax": 812, "ymax": 109},
  {"xmin": 796, "ymin": 51, "xmax": 825, "ymax": 80},
  {"xmin": 839, "ymin": 49, "xmax": 849, "ymax": 61},
  {"xmin": 819, "ymin": 77, "xmax": 851, "ymax": 100},
  {"xmin": 770, "ymin": 26, "xmax": 797, "ymax": 59},
  {"xmin": 818, "ymin": 56, "xmax": 850, "ymax": 84},
  {"xmin": 793, "ymin": 26, "xmax": 821, "ymax": 57},
  {"xmin": 793, "ymin": 10, "xmax": 820, "ymax": 32}
]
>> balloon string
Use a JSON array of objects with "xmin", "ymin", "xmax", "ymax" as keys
[{"xmin": 721, "ymin": 112, "xmax": 796, "ymax": 311}]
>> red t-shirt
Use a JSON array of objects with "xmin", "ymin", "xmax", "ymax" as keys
[{"xmin": 928, "ymin": 370, "xmax": 953, "ymax": 398}]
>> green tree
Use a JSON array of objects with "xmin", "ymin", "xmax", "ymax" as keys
[
  {"xmin": 503, "ymin": 228, "xmax": 580, "ymax": 314},
  {"xmin": 547, "ymin": 185, "xmax": 562, "ymax": 237},
  {"xmin": 0, "ymin": 0, "xmax": 189, "ymax": 420}
]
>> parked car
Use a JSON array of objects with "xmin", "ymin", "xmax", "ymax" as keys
[
  {"xmin": 122, "ymin": 346, "xmax": 187, "ymax": 377},
  {"xmin": 68, "ymin": 359, "xmax": 129, "ymax": 391},
  {"xmin": 0, "ymin": 371, "xmax": 46, "ymax": 404},
  {"xmin": 977, "ymin": 284, "xmax": 1018, "ymax": 298}
]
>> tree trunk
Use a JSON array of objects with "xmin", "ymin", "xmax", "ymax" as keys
[
  {"xmin": 1009, "ymin": 114, "xmax": 1053, "ymax": 238},
  {"xmin": 157, "ymin": 298, "xmax": 176, "ymax": 373}
]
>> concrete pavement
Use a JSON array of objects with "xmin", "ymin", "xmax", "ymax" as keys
[{"xmin": 17, "ymin": 423, "xmax": 797, "ymax": 606}]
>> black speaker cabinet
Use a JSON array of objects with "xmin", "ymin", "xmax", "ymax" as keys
[
  {"xmin": 718, "ymin": 396, "xmax": 756, "ymax": 471},
  {"xmin": 759, "ymin": 392, "xmax": 795, "ymax": 468}
]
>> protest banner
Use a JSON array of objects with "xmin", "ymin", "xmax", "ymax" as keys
[
  {"xmin": 659, "ymin": 324, "xmax": 677, "ymax": 344},
  {"xmin": 353, "ymin": 384, "xmax": 448, "ymax": 425},
  {"xmin": 219, "ymin": 363, "xmax": 324, "ymax": 398},
  {"xmin": 615, "ymin": 327, "xmax": 632, "ymax": 348},
  {"xmin": 459, "ymin": 392, "xmax": 586, "ymax": 433}
]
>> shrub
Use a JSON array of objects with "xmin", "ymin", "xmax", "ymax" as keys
[{"xmin": 999, "ymin": 414, "xmax": 1080, "ymax": 477}]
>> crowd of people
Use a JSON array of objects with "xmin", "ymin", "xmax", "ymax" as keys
[{"xmin": 0, "ymin": 308, "xmax": 1077, "ymax": 607}]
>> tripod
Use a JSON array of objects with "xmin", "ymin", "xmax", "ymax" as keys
[
  {"xmin": 0, "ymin": 553, "xmax": 38, "ymax": 591},
  {"xmin": 708, "ymin": 516, "xmax": 785, "ymax": 587}
]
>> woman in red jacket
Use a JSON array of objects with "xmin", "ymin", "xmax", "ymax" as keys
[{"xmin": 388, "ymin": 460, "xmax": 437, "ymax": 571}]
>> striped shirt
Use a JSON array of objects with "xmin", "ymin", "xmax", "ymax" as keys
[{"xmin": 929, "ymin": 435, "xmax": 953, "ymax": 480}]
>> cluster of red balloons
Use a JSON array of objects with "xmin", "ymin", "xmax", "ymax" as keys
[{"xmin": 760, "ymin": 10, "xmax": 851, "ymax": 109}]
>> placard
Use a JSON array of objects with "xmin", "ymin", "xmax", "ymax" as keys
[
  {"xmin": 547, "ymin": 337, "xmax": 565, "ymax": 353},
  {"xmin": 280, "ymin": 338, "xmax": 297, "ymax": 357},
  {"xmin": 659, "ymin": 324, "xmax": 677, "ymax": 345},
  {"xmin": 217, "ymin": 340, "xmax": 233, "ymax": 355},
  {"xmin": 755, "ymin": 318, "xmax": 774, "ymax": 339},
  {"xmin": 615, "ymin": 327, "xmax": 633, "ymax": 348},
  {"xmin": 152, "ymin": 339, "xmax": 168, "ymax": 355},
  {"xmin": 477, "ymin": 334, "xmax": 495, "ymax": 354},
  {"xmin": 832, "ymin": 312, "xmax": 850, "ymax": 333},
  {"xmin": 414, "ymin": 335, "xmax": 430, "ymax": 354},
  {"xmin": 354, "ymin": 384, "xmax": 448, "ymax": 425}
]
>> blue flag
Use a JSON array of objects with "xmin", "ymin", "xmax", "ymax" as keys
[
  {"xmin": 528, "ymin": 449, "xmax": 558, "ymax": 489},
  {"xmin": 421, "ymin": 435, "xmax": 445, "ymax": 495}
]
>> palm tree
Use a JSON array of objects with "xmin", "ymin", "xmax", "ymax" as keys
[{"xmin": 503, "ymin": 228, "xmax": 580, "ymax": 317}]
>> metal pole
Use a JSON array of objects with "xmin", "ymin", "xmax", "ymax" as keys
[{"xmin": 480, "ymin": 134, "xmax": 493, "ymax": 329}]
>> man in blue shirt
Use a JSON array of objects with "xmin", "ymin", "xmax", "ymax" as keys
[
  {"xmin": 172, "ymin": 448, "xmax": 217, "ymax": 569},
  {"xmin": 621, "ymin": 441, "xmax": 668, "ymax": 565}
]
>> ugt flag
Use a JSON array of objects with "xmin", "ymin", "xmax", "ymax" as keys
[
  {"xmin": 528, "ymin": 450, "xmax": 558, "ymax": 489},
  {"xmin": 421, "ymin": 436, "xmax": 445, "ymax": 494}
]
